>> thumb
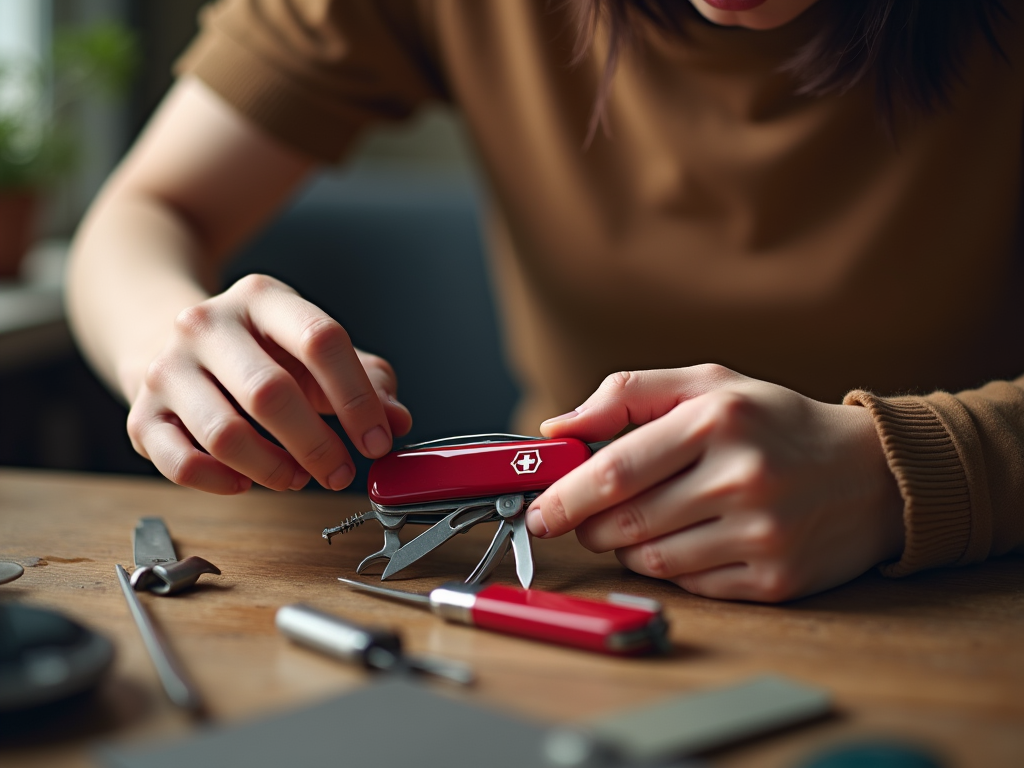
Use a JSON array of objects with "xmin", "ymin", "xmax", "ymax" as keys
[{"xmin": 539, "ymin": 365, "xmax": 743, "ymax": 441}]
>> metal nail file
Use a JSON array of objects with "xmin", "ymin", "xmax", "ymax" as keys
[
  {"xmin": 133, "ymin": 517, "xmax": 177, "ymax": 568},
  {"xmin": 115, "ymin": 564, "xmax": 205, "ymax": 715}
]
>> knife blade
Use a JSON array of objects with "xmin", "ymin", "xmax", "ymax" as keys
[
  {"xmin": 510, "ymin": 514, "xmax": 534, "ymax": 589},
  {"xmin": 133, "ymin": 517, "xmax": 178, "ymax": 569}
]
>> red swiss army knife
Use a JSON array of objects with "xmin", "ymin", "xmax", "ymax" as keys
[{"xmin": 323, "ymin": 434, "xmax": 605, "ymax": 588}]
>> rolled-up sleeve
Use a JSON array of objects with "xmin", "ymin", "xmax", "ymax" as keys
[{"xmin": 846, "ymin": 379, "xmax": 1024, "ymax": 577}]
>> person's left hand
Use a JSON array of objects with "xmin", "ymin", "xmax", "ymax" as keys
[{"xmin": 526, "ymin": 365, "xmax": 906, "ymax": 602}]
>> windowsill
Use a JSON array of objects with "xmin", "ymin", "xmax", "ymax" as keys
[{"xmin": 0, "ymin": 240, "xmax": 72, "ymax": 373}]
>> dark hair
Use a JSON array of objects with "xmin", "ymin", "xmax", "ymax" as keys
[{"xmin": 569, "ymin": 0, "xmax": 1008, "ymax": 144}]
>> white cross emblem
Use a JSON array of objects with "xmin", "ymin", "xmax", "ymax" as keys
[{"xmin": 511, "ymin": 449, "xmax": 542, "ymax": 475}]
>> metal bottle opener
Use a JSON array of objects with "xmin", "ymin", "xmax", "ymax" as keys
[
  {"xmin": 323, "ymin": 434, "xmax": 603, "ymax": 588},
  {"xmin": 130, "ymin": 517, "xmax": 221, "ymax": 595}
]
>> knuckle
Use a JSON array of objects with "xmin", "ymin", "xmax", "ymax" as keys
[
  {"xmin": 593, "ymin": 451, "xmax": 631, "ymax": 499},
  {"xmin": 710, "ymin": 389, "xmax": 750, "ymax": 421},
  {"xmin": 259, "ymin": 459, "xmax": 292, "ymax": 489},
  {"xmin": 233, "ymin": 273, "xmax": 281, "ymax": 297},
  {"xmin": 299, "ymin": 317, "xmax": 350, "ymax": 359},
  {"xmin": 639, "ymin": 542, "xmax": 673, "ymax": 579},
  {"xmin": 125, "ymin": 408, "xmax": 147, "ymax": 444},
  {"xmin": 203, "ymin": 413, "xmax": 250, "ymax": 459},
  {"xmin": 693, "ymin": 362, "xmax": 730, "ymax": 380},
  {"xmin": 360, "ymin": 351, "xmax": 393, "ymax": 377},
  {"xmin": 706, "ymin": 390, "xmax": 758, "ymax": 434},
  {"xmin": 245, "ymin": 368, "xmax": 296, "ymax": 419},
  {"xmin": 754, "ymin": 566, "xmax": 797, "ymax": 603},
  {"xmin": 167, "ymin": 452, "xmax": 204, "ymax": 489},
  {"xmin": 301, "ymin": 435, "xmax": 334, "ymax": 466},
  {"xmin": 338, "ymin": 389, "xmax": 376, "ymax": 417},
  {"xmin": 600, "ymin": 370, "xmax": 634, "ymax": 398},
  {"xmin": 614, "ymin": 502, "xmax": 647, "ymax": 544},
  {"xmin": 733, "ymin": 452, "xmax": 773, "ymax": 497},
  {"xmin": 143, "ymin": 357, "xmax": 174, "ymax": 393},
  {"xmin": 173, "ymin": 304, "xmax": 215, "ymax": 339},
  {"xmin": 743, "ymin": 516, "xmax": 787, "ymax": 555}
]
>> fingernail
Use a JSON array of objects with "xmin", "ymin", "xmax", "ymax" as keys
[
  {"xmin": 362, "ymin": 425, "xmax": 391, "ymax": 457},
  {"xmin": 235, "ymin": 478, "xmax": 252, "ymax": 494},
  {"xmin": 541, "ymin": 410, "xmax": 578, "ymax": 426},
  {"xmin": 388, "ymin": 394, "xmax": 408, "ymax": 411},
  {"xmin": 526, "ymin": 506, "xmax": 549, "ymax": 538},
  {"xmin": 290, "ymin": 469, "xmax": 310, "ymax": 490},
  {"xmin": 327, "ymin": 464, "xmax": 354, "ymax": 491}
]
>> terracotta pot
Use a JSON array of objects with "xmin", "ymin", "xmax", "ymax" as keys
[{"xmin": 0, "ymin": 190, "xmax": 39, "ymax": 279}]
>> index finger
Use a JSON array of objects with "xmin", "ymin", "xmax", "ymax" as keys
[
  {"xmin": 526, "ymin": 399, "xmax": 710, "ymax": 538},
  {"xmin": 248, "ymin": 284, "xmax": 393, "ymax": 459}
]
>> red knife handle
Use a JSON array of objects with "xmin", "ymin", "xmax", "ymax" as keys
[
  {"xmin": 368, "ymin": 437, "xmax": 593, "ymax": 506},
  {"xmin": 466, "ymin": 585, "xmax": 667, "ymax": 655}
]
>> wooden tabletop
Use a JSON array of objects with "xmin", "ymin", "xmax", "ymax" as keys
[{"xmin": 1, "ymin": 468, "xmax": 1022, "ymax": 767}]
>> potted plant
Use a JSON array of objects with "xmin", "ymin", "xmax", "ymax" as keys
[{"xmin": 0, "ymin": 22, "xmax": 136, "ymax": 278}]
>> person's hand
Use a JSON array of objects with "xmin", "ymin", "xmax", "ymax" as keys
[
  {"xmin": 526, "ymin": 365, "xmax": 905, "ymax": 602},
  {"xmin": 126, "ymin": 274, "xmax": 412, "ymax": 494}
]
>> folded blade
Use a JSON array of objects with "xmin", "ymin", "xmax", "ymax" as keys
[
  {"xmin": 511, "ymin": 514, "xmax": 534, "ymax": 589},
  {"xmin": 133, "ymin": 517, "xmax": 178, "ymax": 569},
  {"xmin": 381, "ymin": 504, "xmax": 495, "ymax": 580},
  {"xmin": 464, "ymin": 521, "xmax": 512, "ymax": 585}
]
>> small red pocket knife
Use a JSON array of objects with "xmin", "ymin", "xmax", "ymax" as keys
[
  {"xmin": 338, "ymin": 578, "xmax": 670, "ymax": 656},
  {"xmin": 323, "ymin": 434, "xmax": 605, "ymax": 588}
]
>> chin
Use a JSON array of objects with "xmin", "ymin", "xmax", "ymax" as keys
[{"xmin": 689, "ymin": 0, "xmax": 817, "ymax": 30}]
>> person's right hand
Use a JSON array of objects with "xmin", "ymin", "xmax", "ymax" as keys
[{"xmin": 126, "ymin": 273, "xmax": 412, "ymax": 494}]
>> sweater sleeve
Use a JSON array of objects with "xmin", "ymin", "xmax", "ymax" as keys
[
  {"xmin": 844, "ymin": 381, "xmax": 1024, "ymax": 577},
  {"xmin": 173, "ymin": 0, "xmax": 445, "ymax": 163}
]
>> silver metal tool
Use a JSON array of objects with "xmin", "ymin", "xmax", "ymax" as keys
[
  {"xmin": 325, "ymin": 493, "xmax": 535, "ymax": 588},
  {"xmin": 130, "ymin": 516, "xmax": 220, "ymax": 595},
  {"xmin": 465, "ymin": 494, "xmax": 532, "ymax": 587},
  {"xmin": 275, "ymin": 603, "xmax": 474, "ymax": 686},
  {"xmin": 114, "ymin": 563, "xmax": 204, "ymax": 714},
  {"xmin": 381, "ymin": 500, "xmax": 507, "ymax": 581}
]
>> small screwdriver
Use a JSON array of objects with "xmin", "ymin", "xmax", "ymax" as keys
[
  {"xmin": 338, "ymin": 578, "xmax": 670, "ymax": 656},
  {"xmin": 275, "ymin": 604, "xmax": 474, "ymax": 686}
]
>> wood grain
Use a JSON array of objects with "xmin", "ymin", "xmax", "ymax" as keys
[{"xmin": 1, "ymin": 468, "xmax": 1022, "ymax": 767}]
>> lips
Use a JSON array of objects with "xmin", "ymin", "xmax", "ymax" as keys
[{"xmin": 701, "ymin": 0, "xmax": 769, "ymax": 11}]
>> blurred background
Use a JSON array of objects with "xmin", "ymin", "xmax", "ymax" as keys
[{"xmin": 0, "ymin": 0, "xmax": 519, "ymax": 486}]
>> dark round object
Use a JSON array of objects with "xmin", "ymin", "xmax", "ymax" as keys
[
  {"xmin": 798, "ymin": 742, "xmax": 946, "ymax": 768},
  {"xmin": 0, "ymin": 603, "xmax": 115, "ymax": 712}
]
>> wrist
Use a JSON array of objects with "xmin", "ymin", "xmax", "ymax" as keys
[{"xmin": 845, "ymin": 404, "xmax": 906, "ymax": 564}]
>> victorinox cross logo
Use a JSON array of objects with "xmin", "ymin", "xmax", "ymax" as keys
[{"xmin": 511, "ymin": 449, "xmax": 543, "ymax": 475}]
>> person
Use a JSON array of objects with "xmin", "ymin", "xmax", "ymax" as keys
[{"xmin": 66, "ymin": 0, "xmax": 1023, "ymax": 603}]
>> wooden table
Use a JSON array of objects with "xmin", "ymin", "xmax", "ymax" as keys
[{"xmin": 1, "ymin": 469, "xmax": 1022, "ymax": 767}]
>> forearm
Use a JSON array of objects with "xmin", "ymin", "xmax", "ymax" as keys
[{"xmin": 67, "ymin": 188, "xmax": 212, "ymax": 403}]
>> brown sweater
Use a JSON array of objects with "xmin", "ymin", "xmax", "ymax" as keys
[{"xmin": 178, "ymin": 0, "xmax": 1024, "ymax": 577}]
